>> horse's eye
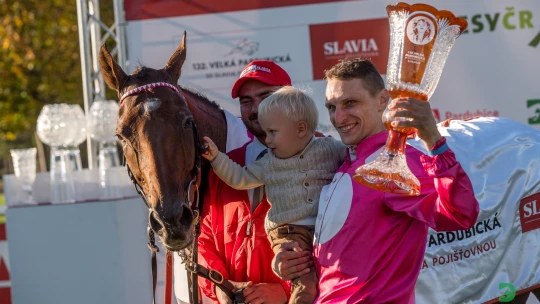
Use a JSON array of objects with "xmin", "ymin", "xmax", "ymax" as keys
[
  {"xmin": 184, "ymin": 119, "xmax": 192, "ymax": 128},
  {"xmin": 115, "ymin": 133, "xmax": 125, "ymax": 142}
]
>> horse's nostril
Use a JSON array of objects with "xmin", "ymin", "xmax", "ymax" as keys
[
  {"xmin": 174, "ymin": 205, "xmax": 193, "ymax": 228},
  {"xmin": 149, "ymin": 211, "xmax": 163, "ymax": 236},
  {"xmin": 174, "ymin": 212, "xmax": 183, "ymax": 228}
]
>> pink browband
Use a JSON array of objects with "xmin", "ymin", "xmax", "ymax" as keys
[{"xmin": 119, "ymin": 82, "xmax": 181, "ymax": 104}]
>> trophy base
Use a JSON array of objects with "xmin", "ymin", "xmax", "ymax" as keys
[{"xmin": 353, "ymin": 148, "xmax": 420, "ymax": 196}]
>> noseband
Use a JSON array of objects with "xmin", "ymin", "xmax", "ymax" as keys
[{"xmin": 119, "ymin": 82, "xmax": 244, "ymax": 304}]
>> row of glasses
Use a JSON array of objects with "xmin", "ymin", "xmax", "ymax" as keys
[{"xmin": 22, "ymin": 100, "xmax": 121, "ymax": 205}]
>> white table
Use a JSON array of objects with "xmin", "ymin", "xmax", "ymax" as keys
[
  {"xmin": 3, "ymin": 169, "xmax": 191, "ymax": 304},
  {"xmin": 6, "ymin": 197, "xmax": 154, "ymax": 304}
]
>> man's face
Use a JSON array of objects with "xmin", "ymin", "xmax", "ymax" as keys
[
  {"xmin": 325, "ymin": 78, "xmax": 388, "ymax": 146},
  {"xmin": 238, "ymin": 79, "xmax": 280, "ymax": 139}
]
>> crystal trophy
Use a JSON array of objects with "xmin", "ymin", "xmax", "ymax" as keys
[
  {"xmin": 354, "ymin": 2, "xmax": 467, "ymax": 195},
  {"xmin": 87, "ymin": 99, "xmax": 121, "ymax": 200},
  {"xmin": 37, "ymin": 104, "xmax": 76, "ymax": 203}
]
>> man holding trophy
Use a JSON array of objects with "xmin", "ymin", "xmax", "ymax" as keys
[{"xmin": 272, "ymin": 3, "xmax": 481, "ymax": 303}]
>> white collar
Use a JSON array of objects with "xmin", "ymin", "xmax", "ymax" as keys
[{"xmin": 224, "ymin": 110, "xmax": 250, "ymax": 153}]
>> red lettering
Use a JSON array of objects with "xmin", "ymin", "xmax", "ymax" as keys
[
  {"xmin": 520, "ymin": 193, "xmax": 540, "ymax": 233},
  {"xmin": 443, "ymin": 109, "xmax": 499, "ymax": 120}
]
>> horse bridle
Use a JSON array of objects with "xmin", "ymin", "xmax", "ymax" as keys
[{"xmin": 120, "ymin": 82, "xmax": 244, "ymax": 304}]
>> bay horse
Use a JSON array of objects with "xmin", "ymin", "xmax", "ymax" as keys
[
  {"xmin": 99, "ymin": 33, "xmax": 226, "ymax": 252},
  {"xmin": 99, "ymin": 32, "xmax": 247, "ymax": 303}
]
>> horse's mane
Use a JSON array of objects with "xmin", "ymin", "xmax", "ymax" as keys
[{"xmin": 180, "ymin": 86, "xmax": 222, "ymax": 112}]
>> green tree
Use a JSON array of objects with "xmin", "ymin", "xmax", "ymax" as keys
[
  {"xmin": 0, "ymin": 0, "xmax": 83, "ymax": 142},
  {"xmin": 0, "ymin": 0, "xmax": 113, "ymax": 177}
]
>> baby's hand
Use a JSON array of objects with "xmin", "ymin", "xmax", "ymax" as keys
[{"xmin": 202, "ymin": 136, "xmax": 219, "ymax": 162}]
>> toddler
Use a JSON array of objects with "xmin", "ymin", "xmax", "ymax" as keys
[{"xmin": 202, "ymin": 86, "xmax": 346, "ymax": 304}]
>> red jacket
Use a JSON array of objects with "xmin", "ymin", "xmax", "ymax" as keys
[{"xmin": 197, "ymin": 142, "xmax": 290, "ymax": 302}]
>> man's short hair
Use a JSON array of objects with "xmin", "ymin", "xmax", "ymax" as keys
[
  {"xmin": 259, "ymin": 86, "xmax": 319, "ymax": 133},
  {"xmin": 324, "ymin": 58, "xmax": 386, "ymax": 97}
]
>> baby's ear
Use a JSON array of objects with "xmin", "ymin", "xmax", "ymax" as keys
[{"xmin": 297, "ymin": 121, "xmax": 308, "ymax": 136}]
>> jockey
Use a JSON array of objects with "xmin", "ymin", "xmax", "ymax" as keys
[{"xmin": 272, "ymin": 58, "xmax": 480, "ymax": 303}]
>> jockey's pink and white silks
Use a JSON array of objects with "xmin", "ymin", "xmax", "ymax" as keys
[{"xmin": 313, "ymin": 129, "xmax": 480, "ymax": 303}]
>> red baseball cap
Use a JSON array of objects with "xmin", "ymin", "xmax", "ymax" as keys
[{"xmin": 231, "ymin": 60, "xmax": 292, "ymax": 99}]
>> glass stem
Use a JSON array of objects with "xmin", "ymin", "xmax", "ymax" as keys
[
  {"xmin": 65, "ymin": 146, "xmax": 83, "ymax": 171},
  {"xmin": 386, "ymin": 130, "xmax": 408, "ymax": 155}
]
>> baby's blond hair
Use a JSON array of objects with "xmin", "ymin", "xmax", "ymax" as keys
[{"xmin": 258, "ymin": 86, "xmax": 319, "ymax": 132}]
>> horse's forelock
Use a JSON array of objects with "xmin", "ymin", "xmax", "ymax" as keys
[{"xmin": 132, "ymin": 66, "xmax": 154, "ymax": 80}]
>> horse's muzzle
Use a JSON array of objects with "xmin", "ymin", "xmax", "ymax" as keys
[{"xmin": 149, "ymin": 205, "xmax": 194, "ymax": 251}]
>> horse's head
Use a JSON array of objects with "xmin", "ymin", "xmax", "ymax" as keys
[{"xmin": 99, "ymin": 33, "xmax": 200, "ymax": 251}]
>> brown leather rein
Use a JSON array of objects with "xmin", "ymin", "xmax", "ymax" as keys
[{"xmin": 120, "ymin": 82, "xmax": 244, "ymax": 304}]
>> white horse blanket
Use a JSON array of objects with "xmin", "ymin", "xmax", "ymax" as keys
[{"xmin": 411, "ymin": 117, "xmax": 540, "ymax": 303}]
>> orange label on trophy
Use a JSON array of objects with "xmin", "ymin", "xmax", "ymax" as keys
[{"xmin": 401, "ymin": 12, "xmax": 437, "ymax": 85}]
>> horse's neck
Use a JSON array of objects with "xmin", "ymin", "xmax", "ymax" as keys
[{"xmin": 181, "ymin": 89, "xmax": 227, "ymax": 153}]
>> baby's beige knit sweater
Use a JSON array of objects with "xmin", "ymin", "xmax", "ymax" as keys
[{"xmin": 211, "ymin": 137, "xmax": 346, "ymax": 232}]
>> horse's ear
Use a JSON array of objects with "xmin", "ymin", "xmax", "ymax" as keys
[
  {"xmin": 99, "ymin": 44, "xmax": 128, "ymax": 91},
  {"xmin": 164, "ymin": 31, "xmax": 187, "ymax": 82}
]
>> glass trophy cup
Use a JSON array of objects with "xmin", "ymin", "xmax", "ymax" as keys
[
  {"xmin": 37, "ymin": 104, "xmax": 76, "ymax": 203},
  {"xmin": 87, "ymin": 99, "xmax": 121, "ymax": 200},
  {"xmin": 353, "ymin": 3, "xmax": 467, "ymax": 196}
]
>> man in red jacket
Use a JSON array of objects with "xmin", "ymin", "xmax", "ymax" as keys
[{"xmin": 197, "ymin": 60, "xmax": 292, "ymax": 304}]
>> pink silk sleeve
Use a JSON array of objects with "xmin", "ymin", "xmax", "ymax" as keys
[{"xmin": 384, "ymin": 147, "xmax": 480, "ymax": 232}]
